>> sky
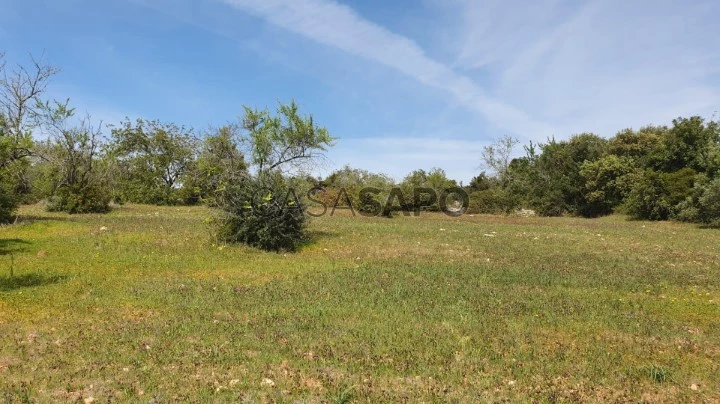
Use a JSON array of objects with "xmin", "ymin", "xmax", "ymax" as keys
[{"xmin": 1, "ymin": 0, "xmax": 719, "ymax": 183}]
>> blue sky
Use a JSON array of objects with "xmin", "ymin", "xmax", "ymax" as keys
[{"xmin": 1, "ymin": 0, "xmax": 719, "ymax": 183}]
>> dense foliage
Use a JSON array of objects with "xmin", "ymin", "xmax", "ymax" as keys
[
  {"xmin": 38, "ymin": 101, "xmax": 112, "ymax": 214},
  {"xmin": 186, "ymin": 125, "xmax": 248, "ymax": 206},
  {"xmin": 3, "ymin": 50, "xmax": 720, "ymax": 236},
  {"xmin": 216, "ymin": 173, "xmax": 306, "ymax": 251},
  {"xmin": 494, "ymin": 117, "xmax": 720, "ymax": 224},
  {"xmin": 0, "ymin": 53, "xmax": 58, "ymax": 222},
  {"xmin": 110, "ymin": 118, "xmax": 198, "ymax": 205},
  {"xmin": 216, "ymin": 100, "xmax": 334, "ymax": 251}
]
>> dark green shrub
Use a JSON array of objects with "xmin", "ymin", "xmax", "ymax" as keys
[
  {"xmin": 579, "ymin": 155, "xmax": 635, "ymax": 217},
  {"xmin": 217, "ymin": 175, "xmax": 306, "ymax": 252},
  {"xmin": 532, "ymin": 195, "xmax": 567, "ymax": 217},
  {"xmin": 45, "ymin": 183, "xmax": 112, "ymax": 214},
  {"xmin": 357, "ymin": 189, "xmax": 383, "ymax": 216},
  {"xmin": 697, "ymin": 179, "xmax": 720, "ymax": 226},
  {"xmin": 674, "ymin": 176, "xmax": 720, "ymax": 227},
  {"xmin": 0, "ymin": 182, "xmax": 18, "ymax": 224},
  {"xmin": 624, "ymin": 170, "xmax": 671, "ymax": 220},
  {"xmin": 624, "ymin": 168, "xmax": 696, "ymax": 220},
  {"xmin": 466, "ymin": 173, "xmax": 494, "ymax": 193},
  {"xmin": 468, "ymin": 189, "xmax": 517, "ymax": 215},
  {"xmin": 214, "ymin": 100, "xmax": 333, "ymax": 252}
]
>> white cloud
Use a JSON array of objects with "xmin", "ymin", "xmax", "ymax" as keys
[
  {"xmin": 451, "ymin": 0, "xmax": 574, "ymax": 70},
  {"xmin": 133, "ymin": 0, "xmax": 720, "ymax": 181},
  {"xmin": 452, "ymin": 0, "xmax": 720, "ymax": 136},
  {"xmin": 217, "ymin": 0, "xmax": 556, "ymax": 139}
]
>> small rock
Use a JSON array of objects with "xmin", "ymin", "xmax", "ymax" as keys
[
  {"xmin": 516, "ymin": 209, "xmax": 536, "ymax": 217},
  {"xmin": 99, "ymin": 226, "xmax": 108, "ymax": 232},
  {"xmin": 508, "ymin": 380, "xmax": 516, "ymax": 386},
  {"xmin": 691, "ymin": 384, "xmax": 699, "ymax": 391},
  {"xmin": 261, "ymin": 378, "xmax": 275, "ymax": 387},
  {"xmin": 84, "ymin": 398, "xmax": 95, "ymax": 404}
]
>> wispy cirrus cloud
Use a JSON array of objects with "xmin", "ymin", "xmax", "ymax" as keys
[
  {"xmin": 450, "ymin": 0, "xmax": 720, "ymax": 136},
  {"xmin": 217, "ymin": 0, "xmax": 556, "ymax": 140},
  {"xmin": 85, "ymin": 0, "xmax": 720, "ymax": 181}
]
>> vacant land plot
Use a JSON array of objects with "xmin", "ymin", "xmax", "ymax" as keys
[{"xmin": 1, "ymin": 204, "xmax": 719, "ymax": 401}]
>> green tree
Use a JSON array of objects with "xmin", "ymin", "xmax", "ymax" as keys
[
  {"xmin": 580, "ymin": 155, "xmax": 634, "ymax": 215},
  {"xmin": 241, "ymin": 100, "xmax": 334, "ymax": 173},
  {"xmin": 110, "ymin": 118, "xmax": 198, "ymax": 205},
  {"xmin": 400, "ymin": 168, "xmax": 457, "ymax": 212},
  {"xmin": 519, "ymin": 134, "xmax": 607, "ymax": 217},
  {"xmin": 466, "ymin": 172, "xmax": 494, "ymax": 193},
  {"xmin": 700, "ymin": 180, "xmax": 720, "ymax": 219},
  {"xmin": 481, "ymin": 135, "xmax": 518, "ymax": 188},
  {"xmin": 323, "ymin": 165, "xmax": 394, "ymax": 211},
  {"xmin": 188, "ymin": 125, "xmax": 248, "ymax": 206},
  {"xmin": 0, "ymin": 53, "xmax": 58, "ymax": 222},
  {"xmin": 624, "ymin": 168, "xmax": 696, "ymax": 220},
  {"xmin": 608, "ymin": 126, "xmax": 665, "ymax": 168},
  {"xmin": 217, "ymin": 100, "xmax": 335, "ymax": 251},
  {"xmin": 660, "ymin": 116, "xmax": 720, "ymax": 173},
  {"xmin": 38, "ymin": 100, "xmax": 111, "ymax": 214}
]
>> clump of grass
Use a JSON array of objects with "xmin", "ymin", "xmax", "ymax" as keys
[
  {"xmin": 648, "ymin": 365, "xmax": 671, "ymax": 384},
  {"xmin": 330, "ymin": 385, "xmax": 355, "ymax": 404}
]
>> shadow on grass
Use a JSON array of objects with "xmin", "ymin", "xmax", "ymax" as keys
[
  {"xmin": 0, "ymin": 239, "xmax": 31, "ymax": 256},
  {"xmin": 16, "ymin": 215, "xmax": 72, "ymax": 224},
  {"xmin": 0, "ymin": 239, "xmax": 64, "ymax": 291},
  {"xmin": 0, "ymin": 273, "xmax": 67, "ymax": 292},
  {"xmin": 299, "ymin": 230, "xmax": 338, "ymax": 250}
]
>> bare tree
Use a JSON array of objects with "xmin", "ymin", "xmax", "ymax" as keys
[
  {"xmin": 38, "ymin": 100, "xmax": 111, "ymax": 213},
  {"xmin": 481, "ymin": 135, "xmax": 519, "ymax": 187},
  {"xmin": 0, "ymin": 53, "xmax": 59, "ymax": 167}
]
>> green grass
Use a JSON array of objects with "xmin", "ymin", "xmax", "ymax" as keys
[{"xmin": 1, "ymin": 204, "xmax": 719, "ymax": 402}]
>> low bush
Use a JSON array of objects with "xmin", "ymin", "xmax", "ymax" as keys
[
  {"xmin": 674, "ymin": 176, "xmax": 720, "ymax": 227},
  {"xmin": 45, "ymin": 183, "xmax": 112, "ymax": 214},
  {"xmin": 624, "ymin": 168, "xmax": 696, "ymax": 220},
  {"xmin": 468, "ymin": 189, "xmax": 516, "ymax": 215},
  {"xmin": 217, "ymin": 175, "xmax": 306, "ymax": 252},
  {"xmin": 0, "ymin": 182, "xmax": 17, "ymax": 224}
]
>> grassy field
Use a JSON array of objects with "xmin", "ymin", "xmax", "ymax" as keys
[{"xmin": 1, "ymin": 204, "xmax": 719, "ymax": 402}]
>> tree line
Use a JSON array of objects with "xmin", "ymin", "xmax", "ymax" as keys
[
  {"xmin": 0, "ymin": 55, "xmax": 337, "ymax": 251},
  {"xmin": 309, "ymin": 118, "xmax": 720, "ymax": 229},
  {"xmin": 468, "ymin": 118, "xmax": 720, "ymax": 227},
  {"xmin": 2, "ymin": 54, "xmax": 719, "ymax": 251}
]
